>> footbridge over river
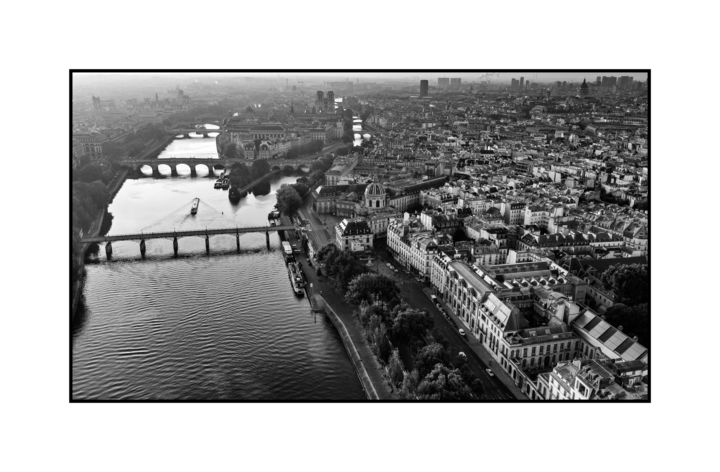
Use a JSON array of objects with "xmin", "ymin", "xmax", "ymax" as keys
[{"xmin": 81, "ymin": 198, "xmax": 300, "ymax": 260}]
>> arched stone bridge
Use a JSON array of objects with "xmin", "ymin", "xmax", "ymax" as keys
[{"xmin": 117, "ymin": 157, "xmax": 316, "ymax": 178}]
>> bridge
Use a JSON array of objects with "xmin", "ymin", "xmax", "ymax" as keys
[
  {"xmin": 81, "ymin": 224, "xmax": 297, "ymax": 259},
  {"xmin": 117, "ymin": 157, "xmax": 316, "ymax": 177},
  {"xmin": 169, "ymin": 128, "xmax": 222, "ymax": 138}
]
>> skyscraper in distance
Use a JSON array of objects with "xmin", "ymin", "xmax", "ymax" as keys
[{"xmin": 420, "ymin": 80, "xmax": 429, "ymax": 97}]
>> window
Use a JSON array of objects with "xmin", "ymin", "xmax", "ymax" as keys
[
  {"xmin": 523, "ymin": 348, "xmax": 527, "ymax": 357},
  {"xmin": 539, "ymin": 346, "xmax": 544, "ymax": 355},
  {"xmin": 553, "ymin": 344, "xmax": 558, "ymax": 353},
  {"xmin": 531, "ymin": 347, "xmax": 536, "ymax": 356}
]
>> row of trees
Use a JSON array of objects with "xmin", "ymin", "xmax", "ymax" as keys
[
  {"xmin": 286, "ymin": 140, "xmax": 323, "ymax": 159},
  {"xmin": 102, "ymin": 123, "xmax": 169, "ymax": 162},
  {"xmin": 316, "ymin": 244, "xmax": 368, "ymax": 289},
  {"xmin": 330, "ymin": 257, "xmax": 479, "ymax": 400},
  {"xmin": 274, "ymin": 154, "xmax": 337, "ymax": 215}
]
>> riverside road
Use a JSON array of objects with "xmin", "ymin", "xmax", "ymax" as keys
[{"xmin": 297, "ymin": 200, "xmax": 516, "ymax": 400}]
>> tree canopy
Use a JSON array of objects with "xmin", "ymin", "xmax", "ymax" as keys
[
  {"xmin": 275, "ymin": 184, "xmax": 302, "ymax": 215},
  {"xmin": 415, "ymin": 363, "xmax": 477, "ymax": 400},
  {"xmin": 317, "ymin": 244, "xmax": 368, "ymax": 289},
  {"xmin": 391, "ymin": 308, "xmax": 434, "ymax": 343},
  {"xmin": 414, "ymin": 343, "xmax": 449, "ymax": 377},
  {"xmin": 601, "ymin": 264, "xmax": 649, "ymax": 305},
  {"xmin": 345, "ymin": 273, "xmax": 400, "ymax": 306}
]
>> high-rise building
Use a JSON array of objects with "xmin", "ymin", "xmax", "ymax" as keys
[
  {"xmin": 316, "ymin": 90, "xmax": 324, "ymax": 106},
  {"xmin": 511, "ymin": 78, "xmax": 519, "ymax": 90},
  {"xmin": 438, "ymin": 77, "xmax": 450, "ymax": 89},
  {"xmin": 596, "ymin": 76, "xmax": 602, "ymax": 86},
  {"xmin": 420, "ymin": 80, "xmax": 429, "ymax": 97},
  {"xmin": 580, "ymin": 79, "xmax": 589, "ymax": 96},
  {"xmin": 618, "ymin": 76, "xmax": 634, "ymax": 90},
  {"xmin": 520, "ymin": 77, "xmax": 525, "ymax": 89},
  {"xmin": 450, "ymin": 77, "xmax": 461, "ymax": 90}
]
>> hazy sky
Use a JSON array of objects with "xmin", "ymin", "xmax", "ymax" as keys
[{"xmin": 74, "ymin": 71, "xmax": 647, "ymax": 85}]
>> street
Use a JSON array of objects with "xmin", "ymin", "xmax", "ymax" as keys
[
  {"xmin": 371, "ymin": 251, "xmax": 515, "ymax": 400},
  {"xmin": 294, "ymin": 200, "xmax": 515, "ymax": 399}
]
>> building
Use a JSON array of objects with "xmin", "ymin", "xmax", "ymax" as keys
[
  {"xmin": 450, "ymin": 77, "xmax": 462, "ymax": 90},
  {"xmin": 72, "ymin": 133, "xmax": 104, "ymax": 162},
  {"xmin": 420, "ymin": 80, "xmax": 429, "ymax": 97},
  {"xmin": 335, "ymin": 218, "xmax": 373, "ymax": 252},
  {"xmin": 364, "ymin": 182, "xmax": 387, "ymax": 209},
  {"xmin": 438, "ymin": 77, "xmax": 450, "ymax": 89},
  {"xmin": 504, "ymin": 202, "xmax": 526, "ymax": 225},
  {"xmin": 387, "ymin": 219, "xmax": 437, "ymax": 276}
]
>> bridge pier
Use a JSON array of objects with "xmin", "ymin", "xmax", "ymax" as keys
[
  {"xmin": 105, "ymin": 241, "xmax": 112, "ymax": 260},
  {"xmin": 150, "ymin": 166, "xmax": 159, "ymax": 178},
  {"xmin": 205, "ymin": 234, "xmax": 210, "ymax": 255},
  {"xmin": 190, "ymin": 166, "xmax": 197, "ymax": 177},
  {"xmin": 207, "ymin": 165, "xmax": 216, "ymax": 178},
  {"xmin": 170, "ymin": 165, "xmax": 179, "ymax": 177},
  {"xmin": 140, "ymin": 239, "xmax": 146, "ymax": 259},
  {"xmin": 266, "ymin": 231, "xmax": 270, "ymax": 250},
  {"xmin": 236, "ymin": 232, "xmax": 240, "ymax": 253},
  {"xmin": 173, "ymin": 236, "xmax": 178, "ymax": 257}
]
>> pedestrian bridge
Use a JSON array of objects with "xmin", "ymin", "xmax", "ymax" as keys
[{"xmin": 81, "ymin": 224, "xmax": 297, "ymax": 259}]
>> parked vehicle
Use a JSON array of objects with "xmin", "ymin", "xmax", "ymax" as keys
[
  {"xmin": 485, "ymin": 368, "xmax": 495, "ymax": 377},
  {"xmin": 458, "ymin": 328, "xmax": 466, "ymax": 337}
]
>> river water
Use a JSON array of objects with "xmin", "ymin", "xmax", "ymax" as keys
[{"xmin": 72, "ymin": 134, "xmax": 365, "ymax": 400}]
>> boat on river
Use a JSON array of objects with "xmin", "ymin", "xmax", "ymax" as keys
[
  {"xmin": 288, "ymin": 261, "xmax": 306, "ymax": 297},
  {"xmin": 191, "ymin": 198, "xmax": 200, "ymax": 215}
]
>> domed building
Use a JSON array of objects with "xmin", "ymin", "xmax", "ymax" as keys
[{"xmin": 364, "ymin": 181, "xmax": 386, "ymax": 209}]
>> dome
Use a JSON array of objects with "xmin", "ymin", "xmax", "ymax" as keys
[{"xmin": 364, "ymin": 182, "xmax": 386, "ymax": 197}]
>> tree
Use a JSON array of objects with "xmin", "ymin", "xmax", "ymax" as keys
[
  {"xmin": 399, "ymin": 369, "xmax": 421, "ymax": 399},
  {"xmin": 75, "ymin": 163, "xmax": 106, "ymax": 183},
  {"xmin": 414, "ymin": 343, "xmax": 448, "ymax": 377},
  {"xmin": 388, "ymin": 349, "xmax": 405, "ymax": 386},
  {"xmin": 391, "ymin": 308, "xmax": 434, "ymax": 343},
  {"xmin": 604, "ymin": 303, "xmax": 650, "ymax": 347},
  {"xmin": 345, "ymin": 273, "xmax": 400, "ymax": 306},
  {"xmin": 223, "ymin": 142, "xmax": 239, "ymax": 159},
  {"xmin": 292, "ymin": 182, "xmax": 310, "ymax": 197},
  {"xmin": 275, "ymin": 184, "xmax": 302, "ymax": 215},
  {"xmin": 251, "ymin": 159, "xmax": 271, "ymax": 179},
  {"xmin": 416, "ymin": 363, "xmax": 477, "ymax": 400},
  {"xmin": 228, "ymin": 162, "xmax": 251, "ymax": 188},
  {"xmin": 600, "ymin": 264, "xmax": 649, "ymax": 305}
]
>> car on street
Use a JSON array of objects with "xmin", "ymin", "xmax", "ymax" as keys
[
  {"xmin": 458, "ymin": 351, "xmax": 467, "ymax": 359},
  {"xmin": 485, "ymin": 368, "xmax": 495, "ymax": 377},
  {"xmin": 458, "ymin": 328, "xmax": 466, "ymax": 337}
]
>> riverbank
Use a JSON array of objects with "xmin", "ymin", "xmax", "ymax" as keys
[
  {"xmin": 71, "ymin": 168, "xmax": 129, "ymax": 321},
  {"xmin": 297, "ymin": 254, "xmax": 394, "ymax": 400},
  {"xmin": 134, "ymin": 135, "xmax": 175, "ymax": 160}
]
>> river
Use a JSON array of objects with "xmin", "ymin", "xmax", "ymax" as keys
[{"xmin": 72, "ymin": 133, "xmax": 365, "ymax": 400}]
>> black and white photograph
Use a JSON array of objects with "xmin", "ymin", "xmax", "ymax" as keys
[
  {"xmin": 70, "ymin": 70, "xmax": 650, "ymax": 402},
  {"xmin": 5, "ymin": 2, "xmax": 718, "ymax": 470}
]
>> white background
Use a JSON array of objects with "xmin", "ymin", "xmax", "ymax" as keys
[{"xmin": 1, "ymin": 1, "xmax": 718, "ymax": 471}]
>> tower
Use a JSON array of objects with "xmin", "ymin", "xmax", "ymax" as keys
[
  {"xmin": 420, "ymin": 80, "xmax": 429, "ymax": 97},
  {"xmin": 580, "ymin": 79, "xmax": 589, "ymax": 96}
]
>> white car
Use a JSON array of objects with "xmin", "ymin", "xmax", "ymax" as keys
[
  {"xmin": 485, "ymin": 368, "xmax": 495, "ymax": 377},
  {"xmin": 458, "ymin": 329, "xmax": 466, "ymax": 337},
  {"xmin": 458, "ymin": 351, "xmax": 467, "ymax": 359}
]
